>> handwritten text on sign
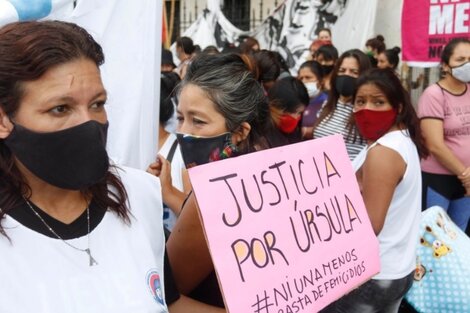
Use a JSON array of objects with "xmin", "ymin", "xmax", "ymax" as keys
[{"xmin": 189, "ymin": 135, "xmax": 380, "ymax": 313}]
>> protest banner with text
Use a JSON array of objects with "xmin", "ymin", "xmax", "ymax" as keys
[
  {"xmin": 189, "ymin": 135, "xmax": 380, "ymax": 313},
  {"xmin": 402, "ymin": 0, "xmax": 470, "ymax": 67}
]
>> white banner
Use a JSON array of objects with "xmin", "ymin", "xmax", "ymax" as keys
[
  {"xmin": 0, "ymin": 0, "xmax": 162, "ymax": 170},
  {"xmin": 182, "ymin": 0, "xmax": 377, "ymax": 74}
]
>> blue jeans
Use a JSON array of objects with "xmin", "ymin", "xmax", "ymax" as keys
[
  {"xmin": 320, "ymin": 272, "xmax": 414, "ymax": 313},
  {"xmin": 426, "ymin": 187, "xmax": 470, "ymax": 231}
]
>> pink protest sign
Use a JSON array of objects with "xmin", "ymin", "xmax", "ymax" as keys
[
  {"xmin": 189, "ymin": 134, "xmax": 380, "ymax": 313},
  {"xmin": 402, "ymin": 0, "xmax": 470, "ymax": 66}
]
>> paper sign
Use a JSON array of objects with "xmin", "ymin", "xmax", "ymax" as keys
[{"xmin": 189, "ymin": 135, "xmax": 380, "ymax": 313}]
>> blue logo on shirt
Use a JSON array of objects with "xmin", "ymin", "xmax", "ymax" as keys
[{"xmin": 146, "ymin": 269, "xmax": 165, "ymax": 305}]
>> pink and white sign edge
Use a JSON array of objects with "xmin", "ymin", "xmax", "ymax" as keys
[{"xmin": 189, "ymin": 134, "xmax": 380, "ymax": 313}]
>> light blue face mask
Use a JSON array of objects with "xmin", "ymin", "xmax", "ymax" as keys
[{"xmin": 451, "ymin": 62, "xmax": 470, "ymax": 83}]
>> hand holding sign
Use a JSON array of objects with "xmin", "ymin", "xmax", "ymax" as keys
[{"xmin": 189, "ymin": 135, "xmax": 380, "ymax": 313}]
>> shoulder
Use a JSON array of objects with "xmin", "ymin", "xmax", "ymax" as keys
[
  {"xmin": 420, "ymin": 84, "xmax": 444, "ymax": 101},
  {"xmin": 111, "ymin": 165, "xmax": 162, "ymax": 204},
  {"xmin": 371, "ymin": 130, "xmax": 416, "ymax": 166},
  {"xmin": 365, "ymin": 143, "xmax": 406, "ymax": 178}
]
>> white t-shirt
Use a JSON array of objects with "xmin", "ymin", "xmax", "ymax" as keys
[
  {"xmin": 0, "ymin": 166, "xmax": 168, "ymax": 313},
  {"xmin": 159, "ymin": 133, "xmax": 185, "ymax": 230},
  {"xmin": 353, "ymin": 130, "xmax": 421, "ymax": 280}
]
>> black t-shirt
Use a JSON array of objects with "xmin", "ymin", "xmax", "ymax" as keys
[{"xmin": 6, "ymin": 198, "xmax": 180, "ymax": 306}]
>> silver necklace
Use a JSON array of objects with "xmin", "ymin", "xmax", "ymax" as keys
[{"xmin": 23, "ymin": 197, "xmax": 98, "ymax": 266}]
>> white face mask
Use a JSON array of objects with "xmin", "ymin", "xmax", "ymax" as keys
[
  {"xmin": 304, "ymin": 81, "xmax": 320, "ymax": 98},
  {"xmin": 451, "ymin": 62, "xmax": 470, "ymax": 83}
]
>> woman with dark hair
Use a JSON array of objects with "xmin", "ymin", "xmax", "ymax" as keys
[
  {"xmin": 365, "ymin": 35, "xmax": 386, "ymax": 67},
  {"xmin": 317, "ymin": 27, "xmax": 332, "ymax": 41},
  {"xmin": 377, "ymin": 46, "xmax": 401, "ymax": 71},
  {"xmin": 322, "ymin": 68, "xmax": 427, "ymax": 313},
  {"xmin": 313, "ymin": 44, "xmax": 339, "ymax": 90},
  {"xmin": 148, "ymin": 72, "xmax": 191, "ymax": 231},
  {"xmin": 239, "ymin": 36, "xmax": 260, "ymax": 55},
  {"xmin": 313, "ymin": 49, "xmax": 371, "ymax": 160},
  {"xmin": 0, "ymin": 20, "xmax": 168, "ymax": 312},
  {"xmin": 0, "ymin": 20, "xmax": 226, "ymax": 313},
  {"xmin": 297, "ymin": 60, "xmax": 328, "ymax": 139},
  {"xmin": 267, "ymin": 76, "xmax": 309, "ymax": 145},
  {"xmin": 165, "ymin": 52, "xmax": 271, "ymax": 307},
  {"xmin": 175, "ymin": 36, "xmax": 196, "ymax": 78},
  {"xmin": 418, "ymin": 38, "xmax": 470, "ymax": 232},
  {"xmin": 253, "ymin": 49, "xmax": 281, "ymax": 92}
]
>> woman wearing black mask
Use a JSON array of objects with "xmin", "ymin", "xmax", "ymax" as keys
[
  {"xmin": 313, "ymin": 44, "xmax": 339, "ymax": 91},
  {"xmin": 0, "ymin": 20, "xmax": 226, "ymax": 313},
  {"xmin": 163, "ymin": 53, "xmax": 271, "ymax": 307},
  {"xmin": 313, "ymin": 49, "xmax": 372, "ymax": 161}
]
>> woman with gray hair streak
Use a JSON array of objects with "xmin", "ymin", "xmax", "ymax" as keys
[
  {"xmin": 153, "ymin": 52, "xmax": 271, "ymax": 307},
  {"xmin": 0, "ymin": 20, "xmax": 226, "ymax": 313}
]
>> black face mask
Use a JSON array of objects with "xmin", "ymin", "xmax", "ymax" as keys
[
  {"xmin": 4, "ymin": 120, "xmax": 109, "ymax": 190},
  {"xmin": 335, "ymin": 75, "xmax": 358, "ymax": 98},
  {"xmin": 176, "ymin": 132, "xmax": 238, "ymax": 169},
  {"xmin": 321, "ymin": 64, "xmax": 334, "ymax": 76}
]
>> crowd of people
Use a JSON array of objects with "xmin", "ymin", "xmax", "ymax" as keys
[{"xmin": 0, "ymin": 18, "xmax": 469, "ymax": 313}]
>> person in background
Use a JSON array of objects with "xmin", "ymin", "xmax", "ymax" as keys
[
  {"xmin": 418, "ymin": 38, "xmax": 470, "ymax": 232},
  {"xmin": 377, "ymin": 46, "xmax": 401, "ymax": 72},
  {"xmin": 166, "ymin": 53, "xmax": 271, "ymax": 308},
  {"xmin": 308, "ymin": 39, "xmax": 332, "ymax": 61},
  {"xmin": 313, "ymin": 49, "xmax": 371, "ymax": 161},
  {"xmin": 253, "ymin": 49, "xmax": 281, "ymax": 93},
  {"xmin": 297, "ymin": 60, "xmax": 328, "ymax": 139},
  {"xmin": 175, "ymin": 36, "xmax": 195, "ymax": 78},
  {"xmin": 0, "ymin": 20, "xmax": 225, "ymax": 313},
  {"xmin": 317, "ymin": 27, "xmax": 332, "ymax": 41},
  {"xmin": 266, "ymin": 76, "xmax": 309, "ymax": 146},
  {"xmin": 201, "ymin": 45, "xmax": 220, "ymax": 55},
  {"xmin": 365, "ymin": 35, "xmax": 386, "ymax": 68},
  {"xmin": 147, "ymin": 72, "xmax": 190, "ymax": 231},
  {"xmin": 272, "ymin": 51, "xmax": 292, "ymax": 79},
  {"xmin": 238, "ymin": 36, "xmax": 260, "ymax": 55},
  {"xmin": 313, "ymin": 44, "xmax": 339, "ymax": 90},
  {"xmin": 161, "ymin": 48, "xmax": 176, "ymax": 73},
  {"xmin": 323, "ymin": 68, "xmax": 427, "ymax": 313}
]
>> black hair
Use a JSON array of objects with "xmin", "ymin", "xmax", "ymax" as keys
[
  {"xmin": 176, "ymin": 36, "xmax": 195, "ymax": 55},
  {"xmin": 315, "ymin": 44, "xmax": 339, "ymax": 62},
  {"xmin": 381, "ymin": 46, "xmax": 401, "ymax": 70},
  {"xmin": 0, "ymin": 20, "xmax": 130, "ymax": 237},
  {"xmin": 314, "ymin": 49, "xmax": 372, "ymax": 139},
  {"xmin": 160, "ymin": 72, "xmax": 180, "ymax": 124},
  {"xmin": 268, "ymin": 77, "xmax": 309, "ymax": 113},
  {"xmin": 299, "ymin": 61, "xmax": 324, "ymax": 82},
  {"xmin": 353, "ymin": 68, "xmax": 428, "ymax": 158},
  {"xmin": 366, "ymin": 35, "xmax": 386, "ymax": 53},
  {"xmin": 181, "ymin": 53, "xmax": 270, "ymax": 153},
  {"xmin": 202, "ymin": 45, "xmax": 220, "ymax": 55},
  {"xmin": 441, "ymin": 38, "xmax": 470, "ymax": 65},
  {"xmin": 253, "ymin": 50, "xmax": 281, "ymax": 82}
]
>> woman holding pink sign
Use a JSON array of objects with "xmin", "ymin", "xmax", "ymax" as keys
[
  {"xmin": 322, "ymin": 68, "xmax": 428, "ymax": 313},
  {"xmin": 165, "ymin": 52, "xmax": 272, "ymax": 307}
]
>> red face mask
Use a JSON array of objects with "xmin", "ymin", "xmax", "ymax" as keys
[
  {"xmin": 354, "ymin": 109, "xmax": 397, "ymax": 141},
  {"xmin": 279, "ymin": 114, "xmax": 301, "ymax": 134}
]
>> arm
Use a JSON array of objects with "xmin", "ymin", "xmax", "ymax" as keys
[
  {"xmin": 148, "ymin": 155, "xmax": 191, "ymax": 216},
  {"xmin": 166, "ymin": 193, "xmax": 214, "ymax": 294},
  {"xmin": 360, "ymin": 145, "xmax": 406, "ymax": 235},
  {"xmin": 420, "ymin": 118, "xmax": 468, "ymax": 176},
  {"xmin": 169, "ymin": 295, "xmax": 226, "ymax": 313}
]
